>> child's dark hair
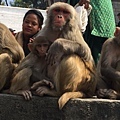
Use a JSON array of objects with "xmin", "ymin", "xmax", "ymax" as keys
[{"xmin": 23, "ymin": 9, "xmax": 44, "ymax": 27}]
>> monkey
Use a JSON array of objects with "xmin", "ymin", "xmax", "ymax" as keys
[
  {"xmin": 9, "ymin": 36, "xmax": 55, "ymax": 100},
  {"xmin": 32, "ymin": 2, "xmax": 96, "ymax": 109},
  {"xmin": 96, "ymin": 27, "xmax": 120, "ymax": 100},
  {"xmin": 0, "ymin": 23, "xmax": 25, "ymax": 92}
]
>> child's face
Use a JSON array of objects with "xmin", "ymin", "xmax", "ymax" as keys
[
  {"xmin": 36, "ymin": 42, "xmax": 49, "ymax": 57},
  {"xmin": 22, "ymin": 13, "xmax": 40, "ymax": 38}
]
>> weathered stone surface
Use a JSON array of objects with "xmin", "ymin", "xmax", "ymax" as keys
[{"xmin": 0, "ymin": 94, "xmax": 120, "ymax": 120}]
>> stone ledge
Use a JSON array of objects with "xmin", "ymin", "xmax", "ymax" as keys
[{"xmin": 0, "ymin": 94, "xmax": 120, "ymax": 120}]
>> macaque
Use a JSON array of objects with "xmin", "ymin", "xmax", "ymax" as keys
[
  {"xmin": 0, "ymin": 23, "xmax": 24, "ymax": 92},
  {"xmin": 96, "ymin": 27, "xmax": 120, "ymax": 99},
  {"xmin": 32, "ymin": 2, "xmax": 96, "ymax": 109},
  {"xmin": 9, "ymin": 36, "xmax": 54, "ymax": 100}
]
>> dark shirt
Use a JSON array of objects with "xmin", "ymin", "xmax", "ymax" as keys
[
  {"xmin": 118, "ymin": 21, "xmax": 120, "ymax": 27},
  {"xmin": 23, "ymin": 39, "xmax": 30, "ymax": 56},
  {"xmin": 69, "ymin": 0, "xmax": 79, "ymax": 6}
]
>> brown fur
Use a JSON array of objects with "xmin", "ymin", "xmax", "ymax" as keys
[
  {"xmin": 54, "ymin": 54, "xmax": 96, "ymax": 109},
  {"xmin": 0, "ymin": 23, "xmax": 24, "ymax": 91},
  {"xmin": 96, "ymin": 27, "xmax": 120, "ymax": 99},
  {"xmin": 9, "ymin": 36, "xmax": 54, "ymax": 100},
  {"xmin": 32, "ymin": 2, "xmax": 96, "ymax": 109}
]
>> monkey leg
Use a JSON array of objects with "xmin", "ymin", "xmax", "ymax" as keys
[
  {"xmin": 96, "ymin": 78, "xmax": 120, "ymax": 99},
  {"xmin": 31, "ymin": 79, "xmax": 54, "ymax": 90},
  {"xmin": 96, "ymin": 60, "xmax": 120, "ymax": 99},
  {"xmin": 54, "ymin": 54, "xmax": 96, "ymax": 109},
  {"xmin": 0, "ymin": 53, "xmax": 14, "ymax": 91},
  {"xmin": 34, "ymin": 86, "xmax": 58, "ymax": 97},
  {"xmin": 10, "ymin": 68, "xmax": 32, "ymax": 94},
  {"xmin": 54, "ymin": 54, "xmax": 95, "ymax": 94}
]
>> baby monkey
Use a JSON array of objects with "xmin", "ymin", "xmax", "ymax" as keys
[{"xmin": 10, "ymin": 36, "xmax": 54, "ymax": 100}]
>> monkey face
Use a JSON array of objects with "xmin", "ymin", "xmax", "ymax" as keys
[
  {"xmin": 35, "ymin": 43, "xmax": 49, "ymax": 57},
  {"xmin": 51, "ymin": 8, "xmax": 70, "ymax": 31}
]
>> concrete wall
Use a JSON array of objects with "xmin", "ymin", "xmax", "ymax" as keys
[{"xmin": 0, "ymin": 94, "xmax": 120, "ymax": 120}]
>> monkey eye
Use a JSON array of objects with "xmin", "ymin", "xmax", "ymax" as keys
[
  {"xmin": 53, "ymin": 8, "xmax": 69, "ymax": 14},
  {"xmin": 54, "ymin": 8, "xmax": 60, "ymax": 13},
  {"xmin": 63, "ymin": 10, "xmax": 69, "ymax": 14},
  {"xmin": 42, "ymin": 44, "xmax": 49, "ymax": 47},
  {"xmin": 37, "ymin": 44, "xmax": 49, "ymax": 47}
]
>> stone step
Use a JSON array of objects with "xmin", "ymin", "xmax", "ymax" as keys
[{"xmin": 0, "ymin": 94, "xmax": 120, "ymax": 120}]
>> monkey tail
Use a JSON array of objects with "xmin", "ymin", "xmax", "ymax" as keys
[{"xmin": 58, "ymin": 91, "xmax": 85, "ymax": 110}]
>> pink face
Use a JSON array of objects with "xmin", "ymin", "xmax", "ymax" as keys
[
  {"xmin": 52, "ymin": 8, "xmax": 70, "ymax": 27},
  {"xmin": 22, "ymin": 14, "xmax": 40, "ymax": 37}
]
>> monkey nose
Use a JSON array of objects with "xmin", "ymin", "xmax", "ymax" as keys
[{"xmin": 58, "ymin": 15, "xmax": 62, "ymax": 18}]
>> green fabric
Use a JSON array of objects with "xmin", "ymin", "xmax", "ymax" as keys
[{"xmin": 90, "ymin": 0, "xmax": 115, "ymax": 38}]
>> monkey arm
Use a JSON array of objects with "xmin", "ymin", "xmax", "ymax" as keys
[
  {"xmin": 100, "ymin": 40, "xmax": 120, "ymax": 82},
  {"xmin": 10, "ymin": 68, "xmax": 32, "ymax": 94},
  {"xmin": 46, "ymin": 38, "xmax": 91, "ymax": 65},
  {"xmin": 13, "ymin": 53, "xmax": 37, "ymax": 76},
  {"xmin": 31, "ymin": 79, "xmax": 54, "ymax": 90},
  {"xmin": 101, "ymin": 67, "xmax": 120, "ymax": 81},
  {"xmin": 34, "ymin": 86, "xmax": 58, "ymax": 97}
]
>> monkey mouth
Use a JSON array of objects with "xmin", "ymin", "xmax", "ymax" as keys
[
  {"xmin": 54, "ymin": 22, "xmax": 63, "ymax": 27},
  {"xmin": 52, "ymin": 25, "xmax": 63, "ymax": 31}
]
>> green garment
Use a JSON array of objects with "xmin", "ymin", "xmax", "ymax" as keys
[{"xmin": 90, "ymin": 0, "xmax": 115, "ymax": 38}]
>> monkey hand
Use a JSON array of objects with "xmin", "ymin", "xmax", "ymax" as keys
[
  {"xmin": 21, "ymin": 90, "xmax": 32, "ymax": 100},
  {"xmin": 46, "ymin": 39, "xmax": 81, "ymax": 65},
  {"xmin": 96, "ymin": 89, "xmax": 117, "ymax": 100},
  {"xmin": 46, "ymin": 42, "xmax": 64, "ymax": 65},
  {"xmin": 35, "ymin": 86, "xmax": 52, "ymax": 96},
  {"xmin": 31, "ymin": 79, "xmax": 54, "ymax": 90}
]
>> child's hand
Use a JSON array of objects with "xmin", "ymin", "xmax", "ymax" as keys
[{"xmin": 29, "ymin": 38, "xmax": 35, "ymax": 43}]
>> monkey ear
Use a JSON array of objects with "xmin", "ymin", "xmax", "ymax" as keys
[
  {"xmin": 28, "ymin": 43, "xmax": 33, "ymax": 52},
  {"xmin": 114, "ymin": 27, "xmax": 120, "ymax": 37}
]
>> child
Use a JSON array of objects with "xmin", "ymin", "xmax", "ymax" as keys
[{"xmin": 15, "ymin": 9, "xmax": 44, "ymax": 56}]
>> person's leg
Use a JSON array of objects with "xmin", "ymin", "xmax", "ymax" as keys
[{"xmin": 91, "ymin": 35, "xmax": 107, "ymax": 65}]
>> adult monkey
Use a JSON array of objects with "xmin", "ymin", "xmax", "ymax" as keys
[
  {"xmin": 0, "ymin": 23, "xmax": 24, "ymax": 92},
  {"xmin": 32, "ymin": 2, "xmax": 96, "ymax": 109},
  {"xmin": 96, "ymin": 27, "xmax": 120, "ymax": 100}
]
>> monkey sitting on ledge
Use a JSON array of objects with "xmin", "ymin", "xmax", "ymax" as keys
[
  {"xmin": 96, "ymin": 27, "xmax": 120, "ymax": 100},
  {"xmin": 0, "ymin": 23, "xmax": 24, "ymax": 92},
  {"xmin": 31, "ymin": 2, "xmax": 97, "ymax": 110},
  {"xmin": 9, "ymin": 36, "xmax": 54, "ymax": 100}
]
